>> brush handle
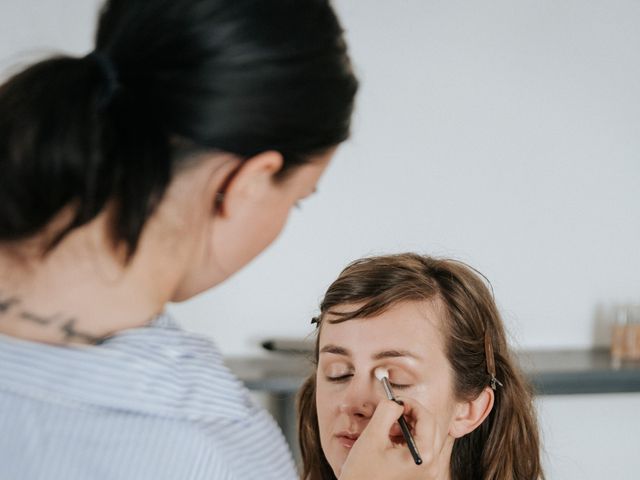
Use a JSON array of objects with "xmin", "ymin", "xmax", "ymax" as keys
[
  {"xmin": 380, "ymin": 377, "xmax": 422, "ymax": 465},
  {"xmin": 397, "ymin": 413, "xmax": 423, "ymax": 465},
  {"xmin": 380, "ymin": 377, "xmax": 395, "ymax": 401}
]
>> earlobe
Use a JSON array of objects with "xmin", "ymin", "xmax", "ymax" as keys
[{"xmin": 449, "ymin": 387, "xmax": 495, "ymax": 438}]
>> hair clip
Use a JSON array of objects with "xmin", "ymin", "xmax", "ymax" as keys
[
  {"xmin": 484, "ymin": 328, "xmax": 503, "ymax": 390},
  {"xmin": 490, "ymin": 375, "xmax": 504, "ymax": 390},
  {"xmin": 310, "ymin": 316, "xmax": 320, "ymax": 326}
]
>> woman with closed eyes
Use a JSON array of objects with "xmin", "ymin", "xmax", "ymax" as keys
[{"xmin": 298, "ymin": 253, "xmax": 545, "ymax": 480}]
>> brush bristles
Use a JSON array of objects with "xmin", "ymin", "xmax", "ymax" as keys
[{"xmin": 374, "ymin": 367, "xmax": 389, "ymax": 381}]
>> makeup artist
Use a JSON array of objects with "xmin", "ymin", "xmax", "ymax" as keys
[{"xmin": 0, "ymin": 0, "xmax": 433, "ymax": 479}]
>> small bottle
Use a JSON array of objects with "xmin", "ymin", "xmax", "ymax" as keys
[
  {"xmin": 626, "ymin": 304, "xmax": 640, "ymax": 361},
  {"xmin": 611, "ymin": 305, "xmax": 628, "ymax": 365}
]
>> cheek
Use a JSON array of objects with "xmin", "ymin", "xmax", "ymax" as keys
[
  {"xmin": 315, "ymin": 380, "xmax": 346, "ymax": 478},
  {"xmin": 315, "ymin": 380, "xmax": 337, "ymax": 441},
  {"xmin": 410, "ymin": 379, "xmax": 458, "ymax": 428},
  {"xmin": 264, "ymin": 209, "xmax": 290, "ymax": 244},
  {"xmin": 249, "ymin": 205, "xmax": 291, "ymax": 252},
  {"xmin": 225, "ymin": 206, "xmax": 291, "ymax": 271}
]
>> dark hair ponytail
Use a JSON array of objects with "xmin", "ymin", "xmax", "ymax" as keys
[{"xmin": 0, "ymin": 0, "xmax": 357, "ymax": 256}]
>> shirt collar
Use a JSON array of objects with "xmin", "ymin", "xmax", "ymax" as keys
[{"xmin": 0, "ymin": 313, "xmax": 253, "ymax": 422}]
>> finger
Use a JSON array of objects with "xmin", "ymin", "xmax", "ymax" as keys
[
  {"xmin": 389, "ymin": 421, "xmax": 403, "ymax": 439},
  {"xmin": 394, "ymin": 396, "xmax": 449, "ymax": 461},
  {"xmin": 394, "ymin": 395, "xmax": 433, "ymax": 421},
  {"xmin": 393, "ymin": 397, "xmax": 432, "ymax": 435},
  {"xmin": 359, "ymin": 399, "xmax": 405, "ymax": 442}
]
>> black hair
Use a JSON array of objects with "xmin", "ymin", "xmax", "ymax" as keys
[{"xmin": 0, "ymin": 0, "xmax": 357, "ymax": 257}]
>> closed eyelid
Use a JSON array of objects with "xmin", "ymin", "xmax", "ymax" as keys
[
  {"xmin": 322, "ymin": 367, "xmax": 349, "ymax": 377},
  {"xmin": 376, "ymin": 365, "xmax": 416, "ymax": 383},
  {"xmin": 320, "ymin": 358, "xmax": 353, "ymax": 374}
]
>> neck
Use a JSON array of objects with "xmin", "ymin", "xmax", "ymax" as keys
[{"xmin": 0, "ymin": 214, "xmax": 181, "ymax": 346}]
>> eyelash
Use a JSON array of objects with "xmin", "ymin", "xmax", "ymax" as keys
[{"xmin": 326, "ymin": 374, "xmax": 411, "ymax": 390}]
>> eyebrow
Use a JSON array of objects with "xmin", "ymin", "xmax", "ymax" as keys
[
  {"xmin": 372, "ymin": 349, "xmax": 422, "ymax": 361},
  {"xmin": 320, "ymin": 345, "xmax": 350, "ymax": 356},
  {"xmin": 319, "ymin": 344, "xmax": 422, "ymax": 361}
]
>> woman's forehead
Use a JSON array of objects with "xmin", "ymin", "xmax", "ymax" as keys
[{"xmin": 319, "ymin": 300, "xmax": 445, "ymax": 359}]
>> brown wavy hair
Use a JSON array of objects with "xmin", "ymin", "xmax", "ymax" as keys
[{"xmin": 297, "ymin": 253, "xmax": 544, "ymax": 480}]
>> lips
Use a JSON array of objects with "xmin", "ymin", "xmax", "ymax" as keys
[{"xmin": 335, "ymin": 431, "xmax": 360, "ymax": 449}]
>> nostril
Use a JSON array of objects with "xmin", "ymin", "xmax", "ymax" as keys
[{"xmin": 353, "ymin": 401, "xmax": 375, "ymax": 418}]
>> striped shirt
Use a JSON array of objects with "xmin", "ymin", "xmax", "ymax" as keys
[{"xmin": 0, "ymin": 314, "xmax": 298, "ymax": 480}]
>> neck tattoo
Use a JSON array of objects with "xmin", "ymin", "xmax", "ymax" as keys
[{"xmin": 0, "ymin": 290, "xmax": 107, "ymax": 345}]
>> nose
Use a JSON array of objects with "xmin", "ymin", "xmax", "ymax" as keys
[{"xmin": 337, "ymin": 374, "xmax": 384, "ymax": 418}]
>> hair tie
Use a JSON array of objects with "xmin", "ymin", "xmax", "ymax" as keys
[{"xmin": 85, "ymin": 50, "xmax": 120, "ymax": 107}]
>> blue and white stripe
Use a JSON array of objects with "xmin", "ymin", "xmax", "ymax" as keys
[{"xmin": 0, "ymin": 314, "xmax": 297, "ymax": 480}]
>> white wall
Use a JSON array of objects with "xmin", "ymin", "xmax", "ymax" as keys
[
  {"xmin": 2, "ymin": 1, "xmax": 639, "ymax": 478},
  {"xmin": 537, "ymin": 393, "xmax": 640, "ymax": 479},
  {"xmin": 2, "ymin": 1, "xmax": 637, "ymax": 356},
  {"xmin": 171, "ymin": 0, "xmax": 640, "ymax": 356},
  {"xmin": 0, "ymin": 0, "xmax": 99, "ymax": 69}
]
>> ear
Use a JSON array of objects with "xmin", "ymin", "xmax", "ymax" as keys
[
  {"xmin": 449, "ymin": 387, "xmax": 494, "ymax": 438},
  {"xmin": 215, "ymin": 151, "xmax": 284, "ymax": 217}
]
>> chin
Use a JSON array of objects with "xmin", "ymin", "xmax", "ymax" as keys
[
  {"xmin": 171, "ymin": 278, "xmax": 218, "ymax": 302},
  {"xmin": 327, "ymin": 451, "xmax": 346, "ymax": 479},
  {"xmin": 171, "ymin": 266, "xmax": 236, "ymax": 302},
  {"xmin": 328, "ymin": 460, "xmax": 341, "ymax": 480}
]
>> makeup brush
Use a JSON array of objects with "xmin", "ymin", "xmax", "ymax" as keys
[{"xmin": 374, "ymin": 367, "xmax": 423, "ymax": 465}]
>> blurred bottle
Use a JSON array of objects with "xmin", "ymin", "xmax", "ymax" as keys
[
  {"xmin": 611, "ymin": 305, "xmax": 628, "ymax": 365},
  {"xmin": 611, "ymin": 303, "xmax": 640, "ymax": 363},
  {"xmin": 627, "ymin": 304, "xmax": 640, "ymax": 361}
]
